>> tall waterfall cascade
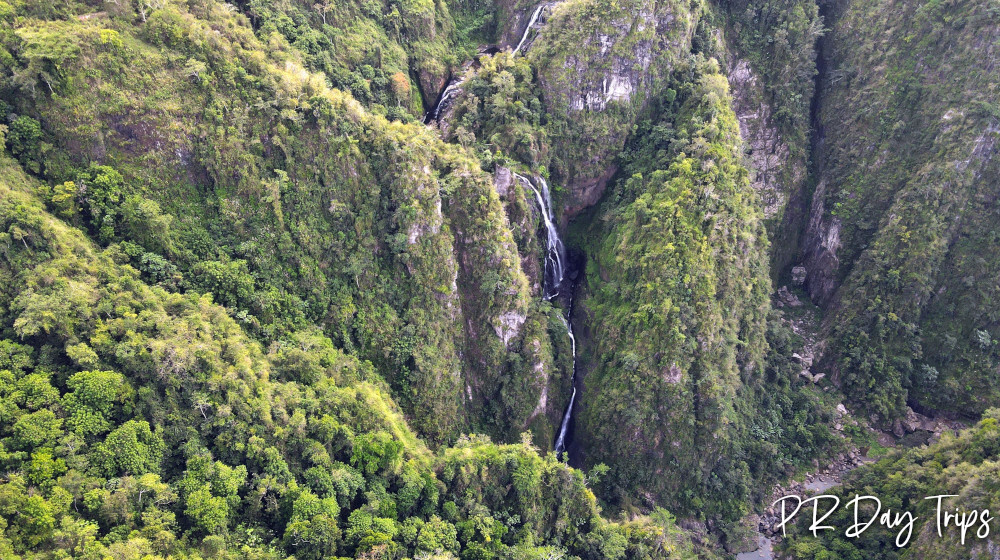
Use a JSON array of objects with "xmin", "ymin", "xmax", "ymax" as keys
[
  {"xmin": 423, "ymin": 3, "xmax": 577, "ymax": 456},
  {"xmin": 553, "ymin": 314, "xmax": 576, "ymax": 456},
  {"xmin": 517, "ymin": 174, "xmax": 565, "ymax": 299},
  {"xmin": 516, "ymin": 173, "xmax": 578, "ymax": 458}
]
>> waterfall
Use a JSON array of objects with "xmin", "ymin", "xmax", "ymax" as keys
[
  {"xmin": 554, "ymin": 314, "xmax": 576, "ymax": 456},
  {"xmin": 535, "ymin": 177, "xmax": 565, "ymax": 298},
  {"xmin": 515, "ymin": 173, "xmax": 577, "ymax": 458},
  {"xmin": 513, "ymin": 4, "xmax": 546, "ymax": 55},
  {"xmin": 516, "ymin": 173, "xmax": 565, "ymax": 299},
  {"xmin": 425, "ymin": 79, "xmax": 463, "ymax": 123},
  {"xmin": 425, "ymin": 2, "xmax": 553, "ymax": 126}
]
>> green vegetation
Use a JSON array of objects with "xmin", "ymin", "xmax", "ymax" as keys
[
  {"xmin": 0, "ymin": 0, "xmax": 566, "ymax": 446},
  {"xmin": 713, "ymin": 0, "xmax": 822, "ymax": 274},
  {"xmin": 812, "ymin": 0, "xmax": 1000, "ymax": 423},
  {"xmin": 1, "ymin": 0, "xmax": 997, "ymax": 557},
  {"xmin": 447, "ymin": 52, "xmax": 546, "ymax": 167},
  {"xmin": 0, "ymin": 152, "xmax": 706, "ymax": 558},
  {"xmin": 782, "ymin": 410, "xmax": 1000, "ymax": 560},
  {"xmin": 717, "ymin": 0, "xmax": 822, "ymax": 155},
  {"xmin": 0, "ymin": 0, "xmax": 724, "ymax": 556},
  {"xmin": 569, "ymin": 56, "xmax": 838, "ymax": 521},
  {"xmin": 528, "ymin": 0, "xmax": 700, "ymax": 207}
]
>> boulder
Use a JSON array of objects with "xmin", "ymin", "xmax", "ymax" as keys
[{"xmin": 792, "ymin": 266, "xmax": 808, "ymax": 285}]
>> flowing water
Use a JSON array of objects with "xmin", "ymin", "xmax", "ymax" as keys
[
  {"xmin": 513, "ymin": 4, "xmax": 546, "ymax": 55},
  {"xmin": 424, "ymin": 7, "xmax": 578, "ymax": 457},
  {"xmin": 518, "ymin": 174, "xmax": 565, "ymax": 299},
  {"xmin": 553, "ymin": 313, "xmax": 576, "ymax": 456},
  {"xmin": 424, "ymin": 3, "xmax": 551, "ymax": 124},
  {"xmin": 515, "ymin": 173, "xmax": 579, "ymax": 457},
  {"xmin": 424, "ymin": 79, "xmax": 463, "ymax": 124}
]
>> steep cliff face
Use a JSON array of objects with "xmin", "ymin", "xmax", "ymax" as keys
[
  {"xmin": 492, "ymin": 166, "xmax": 577, "ymax": 442},
  {"xmin": 235, "ymin": 0, "xmax": 472, "ymax": 118},
  {"xmin": 6, "ymin": 0, "xmax": 557, "ymax": 445},
  {"xmin": 804, "ymin": 0, "xmax": 1000, "ymax": 421},
  {"xmin": 725, "ymin": 54, "xmax": 811, "ymax": 278},
  {"xmin": 715, "ymin": 0, "xmax": 823, "ymax": 279},
  {"xmin": 726, "ymin": 59, "xmax": 802, "ymax": 222},
  {"xmin": 572, "ymin": 58, "xmax": 773, "ymax": 518},
  {"xmin": 0, "ymin": 151, "xmax": 705, "ymax": 559},
  {"xmin": 527, "ymin": 0, "xmax": 701, "ymax": 216},
  {"xmin": 435, "ymin": 0, "xmax": 837, "ymax": 523}
]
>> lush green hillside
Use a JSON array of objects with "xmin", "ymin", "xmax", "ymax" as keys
[
  {"xmin": 435, "ymin": 0, "xmax": 840, "ymax": 527},
  {"xmin": 782, "ymin": 409, "xmax": 1000, "ymax": 560},
  {"xmin": 2, "ymin": 0, "xmax": 999, "ymax": 557},
  {"xmin": 803, "ymin": 0, "xmax": 1000, "ymax": 423},
  {"xmin": 0, "ymin": 151, "xmax": 705, "ymax": 557},
  {"xmin": 233, "ymin": 0, "xmax": 489, "ymax": 119},
  {"xmin": 569, "ymin": 56, "xmax": 837, "ymax": 522},
  {"xmin": 0, "ymin": 0, "xmax": 575, "ymax": 447}
]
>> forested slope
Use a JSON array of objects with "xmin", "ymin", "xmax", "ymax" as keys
[
  {"xmin": 0, "ymin": 0, "xmax": 574, "ymax": 447},
  {"xmin": 0, "ymin": 153, "xmax": 708, "ymax": 557},
  {"xmin": 782, "ymin": 409, "xmax": 1000, "ymax": 560},
  {"xmin": 1, "ymin": 0, "xmax": 999, "ymax": 557},
  {"xmin": 803, "ymin": 0, "xmax": 1000, "ymax": 423}
]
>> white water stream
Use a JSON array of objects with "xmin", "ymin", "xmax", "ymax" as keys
[
  {"xmin": 425, "ymin": 3, "xmax": 552, "ymax": 123},
  {"xmin": 423, "ymin": 5, "xmax": 575, "ymax": 455},
  {"xmin": 553, "ymin": 314, "xmax": 576, "ymax": 456},
  {"xmin": 517, "ymin": 174, "xmax": 565, "ymax": 299},
  {"xmin": 425, "ymin": 79, "xmax": 462, "ymax": 123},
  {"xmin": 515, "ymin": 173, "xmax": 578, "ymax": 457},
  {"xmin": 513, "ymin": 4, "xmax": 546, "ymax": 55}
]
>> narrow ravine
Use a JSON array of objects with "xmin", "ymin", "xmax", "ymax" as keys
[
  {"xmin": 515, "ymin": 173, "xmax": 578, "ymax": 458},
  {"xmin": 424, "ymin": 5, "xmax": 578, "ymax": 457},
  {"xmin": 553, "ymin": 312, "xmax": 576, "ymax": 456}
]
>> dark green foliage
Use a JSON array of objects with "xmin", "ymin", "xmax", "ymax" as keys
[
  {"xmin": 0, "ymin": 157, "xmax": 703, "ymax": 558},
  {"xmin": 526, "ymin": 0, "xmax": 701, "ymax": 203},
  {"xmin": 448, "ymin": 52, "xmax": 546, "ymax": 165},
  {"xmin": 7, "ymin": 115, "xmax": 42, "ymax": 169},
  {"xmin": 235, "ymin": 0, "xmax": 480, "ymax": 118},
  {"xmin": 0, "ymin": 0, "xmax": 557, "ymax": 447},
  {"xmin": 718, "ymin": 0, "xmax": 822, "ymax": 152},
  {"xmin": 4, "ymin": 0, "xmax": 992, "ymax": 557},
  {"xmin": 574, "ymin": 56, "xmax": 773, "ymax": 519},
  {"xmin": 571, "ymin": 56, "xmax": 837, "ymax": 523},
  {"xmin": 812, "ymin": 0, "xmax": 1000, "ymax": 423},
  {"xmin": 782, "ymin": 410, "xmax": 1000, "ymax": 560}
]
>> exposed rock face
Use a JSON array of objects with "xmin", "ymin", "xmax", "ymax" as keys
[
  {"xmin": 726, "ymin": 59, "xmax": 799, "ymax": 221},
  {"xmin": 791, "ymin": 266, "xmax": 807, "ymax": 285},
  {"xmin": 528, "ymin": 0, "xmax": 698, "ymax": 216},
  {"xmin": 493, "ymin": 165, "xmax": 515, "ymax": 198},
  {"xmin": 723, "ymin": 51, "xmax": 813, "ymax": 279},
  {"xmin": 801, "ymin": 179, "xmax": 842, "ymax": 306},
  {"xmin": 561, "ymin": 11, "xmax": 659, "ymax": 114},
  {"xmin": 806, "ymin": 0, "xmax": 1000, "ymax": 420},
  {"xmin": 419, "ymin": 70, "xmax": 450, "ymax": 114},
  {"xmin": 562, "ymin": 163, "xmax": 618, "ymax": 217},
  {"xmin": 496, "ymin": 0, "xmax": 554, "ymax": 50},
  {"xmin": 494, "ymin": 311, "xmax": 527, "ymax": 346}
]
